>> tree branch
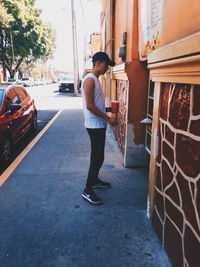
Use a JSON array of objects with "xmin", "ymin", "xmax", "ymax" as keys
[{"xmin": 15, "ymin": 57, "xmax": 23, "ymax": 71}]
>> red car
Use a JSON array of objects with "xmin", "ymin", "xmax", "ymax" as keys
[{"xmin": 0, "ymin": 84, "xmax": 37, "ymax": 165}]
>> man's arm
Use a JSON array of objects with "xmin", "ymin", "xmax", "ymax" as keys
[{"xmin": 84, "ymin": 77, "xmax": 117, "ymax": 126}]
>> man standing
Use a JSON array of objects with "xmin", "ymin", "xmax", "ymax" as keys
[{"xmin": 81, "ymin": 52, "xmax": 117, "ymax": 205}]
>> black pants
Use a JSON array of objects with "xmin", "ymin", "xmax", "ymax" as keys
[{"xmin": 86, "ymin": 128, "xmax": 106, "ymax": 189}]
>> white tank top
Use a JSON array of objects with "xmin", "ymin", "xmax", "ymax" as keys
[{"xmin": 81, "ymin": 73, "xmax": 107, "ymax": 129}]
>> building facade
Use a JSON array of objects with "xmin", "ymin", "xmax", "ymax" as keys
[
  {"xmin": 98, "ymin": 0, "xmax": 200, "ymax": 266},
  {"xmin": 147, "ymin": 0, "xmax": 200, "ymax": 266},
  {"xmin": 83, "ymin": 33, "xmax": 101, "ymax": 76},
  {"xmin": 100, "ymin": 0, "xmax": 149, "ymax": 167},
  {"xmin": 0, "ymin": 67, "xmax": 3, "ymax": 82}
]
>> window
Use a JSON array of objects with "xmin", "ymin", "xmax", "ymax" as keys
[
  {"xmin": 6, "ymin": 88, "xmax": 21, "ymax": 105},
  {"xmin": 15, "ymin": 87, "xmax": 27, "ymax": 102},
  {"xmin": 4, "ymin": 88, "xmax": 21, "ymax": 112},
  {"xmin": 4, "ymin": 97, "xmax": 12, "ymax": 112},
  {"xmin": 0, "ymin": 89, "xmax": 4, "ymax": 108}
]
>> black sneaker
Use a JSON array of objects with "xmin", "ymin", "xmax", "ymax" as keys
[
  {"xmin": 92, "ymin": 179, "xmax": 111, "ymax": 189},
  {"xmin": 82, "ymin": 189, "xmax": 102, "ymax": 205}
]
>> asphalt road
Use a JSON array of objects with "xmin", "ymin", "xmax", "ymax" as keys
[
  {"xmin": 0, "ymin": 107, "xmax": 170, "ymax": 267},
  {"xmin": 0, "ymin": 83, "xmax": 82, "ymax": 175},
  {"xmin": 0, "ymin": 84, "xmax": 171, "ymax": 267}
]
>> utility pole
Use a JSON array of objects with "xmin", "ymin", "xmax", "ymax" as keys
[
  {"xmin": 71, "ymin": 0, "xmax": 79, "ymax": 96},
  {"xmin": 79, "ymin": 0, "xmax": 88, "ymax": 76}
]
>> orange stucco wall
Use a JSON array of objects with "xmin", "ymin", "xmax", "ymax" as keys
[
  {"xmin": 98, "ymin": 0, "xmax": 150, "ymax": 165},
  {"xmin": 161, "ymin": 0, "xmax": 200, "ymax": 46},
  {"xmin": 113, "ymin": 0, "xmax": 148, "ymax": 145},
  {"xmin": 101, "ymin": 0, "xmax": 107, "ymax": 12},
  {"xmin": 126, "ymin": 61, "xmax": 149, "ymax": 144},
  {"xmin": 114, "ymin": 0, "xmax": 128, "ymax": 64},
  {"xmin": 114, "ymin": 0, "xmax": 139, "ymax": 63}
]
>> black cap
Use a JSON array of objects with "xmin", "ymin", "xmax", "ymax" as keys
[{"xmin": 92, "ymin": 52, "xmax": 115, "ymax": 67}]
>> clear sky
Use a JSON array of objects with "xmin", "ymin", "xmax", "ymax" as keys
[{"xmin": 35, "ymin": 0, "xmax": 101, "ymax": 74}]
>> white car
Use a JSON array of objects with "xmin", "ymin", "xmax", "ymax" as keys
[
  {"xmin": 39, "ymin": 79, "xmax": 46, "ymax": 85},
  {"xmin": 19, "ymin": 77, "xmax": 34, "ymax": 87},
  {"xmin": 59, "ymin": 77, "xmax": 74, "ymax": 93},
  {"xmin": 33, "ymin": 79, "xmax": 40, "ymax": 86},
  {"xmin": 6, "ymin": 78, "xmax": 19, "ymax": 85}
]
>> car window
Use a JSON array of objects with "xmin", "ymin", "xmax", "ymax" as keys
[
  {"xmin": 7, "ymin": 88, "xmax": 21, "ymax": 104},
  {"xmin": 4, "ymin": 97, "xmax": 12, "ymax": 112},
  {"xmin": 0, "ymin": 89, "xmax": 4, "ymax": 108},
  {"xmin": 15, "ymin": 87, "xmax": 27, "ymax": 102}
]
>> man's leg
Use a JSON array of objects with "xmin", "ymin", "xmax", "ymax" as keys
[
  {"xmin": 86, "ymin": 128, "xmax": 106, "ymax": 190},
  {"xmin": 82, "ymin": 128, "xmax": 106, "ymax": 205}
]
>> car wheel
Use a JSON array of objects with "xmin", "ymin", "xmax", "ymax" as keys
[
  {"xmin": 0, "ymin": 136, "xmax": 12, "ymax": 164},
  {"xmin": 31, "ymin": 112, "xmax": 38, "ymax": 132},
  {"xmin": 59, "ymin": 88, "xmax": 65, "ymax": 93}
]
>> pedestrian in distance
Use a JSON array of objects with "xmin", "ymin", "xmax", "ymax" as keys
[{"xmin": 81, "ymin": 52, "xmax": 118, "ymax": 205}]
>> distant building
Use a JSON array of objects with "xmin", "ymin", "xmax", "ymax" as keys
[
  {"xmin": 0, "ymin": 67, "xmax": 3, "ymax": 82},
  {"xmin": 83, "ymin": 33, "xmax": 101, "ymax": 76}
]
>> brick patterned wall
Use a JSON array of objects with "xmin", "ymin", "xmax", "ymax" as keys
[
  {"xmin": 113, "ymin": 79, "xmax": 128, "ymax": 155},
  {"xmin": 152, "ymin": 83, "xmax": 200, "ymax": 267}
]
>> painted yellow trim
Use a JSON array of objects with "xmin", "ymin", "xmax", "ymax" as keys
[
  {"xmin": 148, "ymin": 55, "xmax": 200, "ymax": 84},
  {"xmin": 112, "ymin": 63, "xmax": 128, "ymax": 80},
  {"xmin": 148, "ymin": 82, "xmax": 161, "ymax": 218}
]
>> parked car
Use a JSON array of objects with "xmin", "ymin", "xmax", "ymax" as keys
[
  {"xmin": 39, "ymin": 79, "xmax": 46, "ymax": 86},
  {"xmin": 59, "ymin": 76, "xmax": 74, "ymax": 93},
  {"xmin": 6, "ymin": 78, "xmax": 19, "ymax": 85},
  {"xmin": 52, "ymin": 78, "xmax": 57, "ymax": 83},
  {"xmin": 18, "ymin": 77, "xmax": 34, "ymax": 87},
  {"xmin": 33, "ymin": 79, "xmax": 40, "ymax": 86},
  {"xmin": 0, "ymin": 83, "xmax": 37, "ymax": 164}
]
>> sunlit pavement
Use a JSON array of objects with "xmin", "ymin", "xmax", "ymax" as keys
[
  {"xmin": 27, "ymin": 84, "xmax": 82, "ymax": 110},
  {"xmin": 0, "ymin": 86, "xmax": 171, "ymax": 267}
]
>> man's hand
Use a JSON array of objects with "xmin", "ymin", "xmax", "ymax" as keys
[{"xmin": 107, "ymin": 117, "xmax": 119, "ymax": 126}]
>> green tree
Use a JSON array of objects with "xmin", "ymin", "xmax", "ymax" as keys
[
  {"xmin": 0, "ymin": 2, "xmax": 14, "ymax": 79},
  {"xmin": 0, "ymin": 0, "xmax": 55, "ymax": 79},
  {"xmin": 0, "ymin": 3, "xmax": 14, "ymax": 27}
]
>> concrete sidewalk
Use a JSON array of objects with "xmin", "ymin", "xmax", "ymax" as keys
[{"xmin": 0, "ymin": 109, "xmax": 171, "ymax": 267}]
